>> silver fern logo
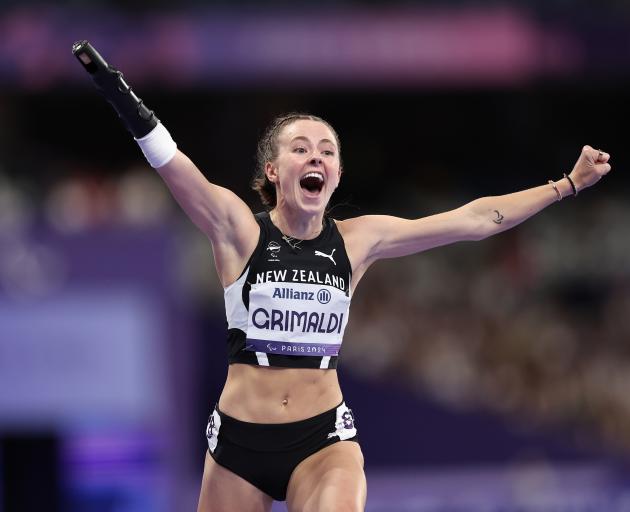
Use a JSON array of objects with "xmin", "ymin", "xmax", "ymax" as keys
[{"xmin": 266, "ymin": 241, "xmax": 281, "ymax": 262}]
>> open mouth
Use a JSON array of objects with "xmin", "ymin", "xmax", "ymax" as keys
[{"xmin": 299, "ymin": 172, "xmax": 325, "ymax": 195}]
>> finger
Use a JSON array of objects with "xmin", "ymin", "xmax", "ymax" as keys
[
  {"xmin": 596, "ymin": 149, "xmax": 610, "ymax": 163},
  {"xmin": 581, "ymin": 145, "xmax": 599, "ymax": 164},
  {"xmin": 596, "ymin": 163, "xmax": 612, "ymax": 175}
]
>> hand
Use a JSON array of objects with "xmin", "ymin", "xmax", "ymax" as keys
[{"xmin": 568, "ymin": 145, "xmax": 612, "ymax": 193}]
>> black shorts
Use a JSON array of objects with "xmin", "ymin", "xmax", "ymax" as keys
[{"xmin": 205, "ymin": 400, "xmax": 359, "ymax": 501}]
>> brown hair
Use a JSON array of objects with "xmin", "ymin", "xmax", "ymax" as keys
[{"xmin": 252, "ymin": 112, "xmax": 342, "ymax": 208}]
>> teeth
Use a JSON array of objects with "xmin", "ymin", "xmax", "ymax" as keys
[{"xmin": 302, "ymin": 172, "xmax": 324, "ymax": 182}]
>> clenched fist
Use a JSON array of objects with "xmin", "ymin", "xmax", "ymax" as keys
[{"xmin": 568, "ymin": 145, "xmax": 612, "ymax": 194}]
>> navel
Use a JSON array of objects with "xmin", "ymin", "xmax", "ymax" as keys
[{"xmin": 282, "ymin": 397, "xmax": 289, "ymax": 406}]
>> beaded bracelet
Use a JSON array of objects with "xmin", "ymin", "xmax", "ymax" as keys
[
  {"xmin": 563, "ymin": 173, "xmax": 578, "ymax": 196},
  {"xmin": 548, "ymin": 180, "xmax": 562, "ymax": 201}
]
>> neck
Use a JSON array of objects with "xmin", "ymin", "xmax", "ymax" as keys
[{"xmin": 270, "ymin": 204, "xmax": 324, "ymax": 240}]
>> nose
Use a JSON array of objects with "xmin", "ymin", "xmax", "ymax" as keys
[{"xmin": 310, "ymin": 156, "xmax": 322, "ymax": 166}]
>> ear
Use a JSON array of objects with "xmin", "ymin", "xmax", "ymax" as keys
[
  {"xmin": 265, "ymin": 162, "xmax": 278, "ymax": 183},
  {"xmin": 332, "ymin": 168, "xmax": 342, "ymax": 191},
  {"xmin": 336, "ymin": 168, "xmax": 343, "ymax": 185}
]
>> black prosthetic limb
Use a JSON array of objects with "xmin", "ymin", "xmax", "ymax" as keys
[{"xmin": 72, "ymin": 40, "xmax": 159, "ymax": 139}]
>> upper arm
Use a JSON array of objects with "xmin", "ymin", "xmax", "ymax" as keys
[
  {"xmin": 157, "ymin": 150, "xmax": 260, "ymax": 285},
  {"xmin": 340, "ymin": 205, "xmax": 483, "ymax": 269}
]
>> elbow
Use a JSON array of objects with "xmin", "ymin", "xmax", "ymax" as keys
[
  {"xmin": 474, "ymin": 221, "xmax": 512, "ymax": 241},
  {"xmin": 471, "ymin": 230, "xmax": 490, "ymax": 242},
  {"xmin": 469, "ymin": 216, "xmax": 493, "ymax": 241},
  {"xmin": 462, "ymin": 203, "xmax": 492, "ymax": 242}
]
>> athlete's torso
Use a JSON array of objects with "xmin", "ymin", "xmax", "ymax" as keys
[
  {"xmin": 218, "ymin": 212, "xmax": 352, "ymax": 422},
  {"xmin": 224, "ymin": 212, "xmax": 353, "ymax": 370}
]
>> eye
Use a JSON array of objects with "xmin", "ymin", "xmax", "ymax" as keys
[
  {"xmin": 293, "ymin": 147, "xmax": 307, "ymax": 154},
  {"xmin": 322, "ymin": 150, "xmax": 335, "ymax": 156}
]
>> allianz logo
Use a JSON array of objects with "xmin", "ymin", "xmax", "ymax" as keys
[{"xmin": 272, "ymin": 287, "xmax": 331, "ymax": 304}]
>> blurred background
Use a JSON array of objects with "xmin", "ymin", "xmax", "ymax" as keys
[{"xmin": 1, "ymin": 1, "xmax": 630, "ymax": 511}]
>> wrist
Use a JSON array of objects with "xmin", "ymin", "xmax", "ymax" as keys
[
  {"xmin": 563, "ymin": 173, "xmax": 578, "ymax": 196},
  {"xmin": 555, "ymin": 177, "xmax": 573, "ymax": 198},
  {"xmin": 135, "ymin": 123, "xmax": 177, "ymax": 168}
]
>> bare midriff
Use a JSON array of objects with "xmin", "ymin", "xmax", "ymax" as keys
[{"xmin": 218, "ymin": 363, "xmax": 343, "ymax": 423}]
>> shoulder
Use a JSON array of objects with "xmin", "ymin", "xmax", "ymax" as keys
[
  {"xmin": 333, "ymin": 215, "xmax": 376, "ymax": 236},
  {"xmin": 254, "ymin": 210, "xmax": 270, "ymax": 224},
  {"xmin": 334, "ymin": 215, "xmax": 396, "ymax": 243},
  {"xmin": 334, "ymin": 215, "xmax": 395, "ymax": 247},
  {"xmin": 331, "ymin": 216, "xmax": 384, "ymax": 276}
]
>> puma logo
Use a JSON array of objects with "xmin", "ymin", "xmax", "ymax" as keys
[{"xmin": 315, "ymin": 249, "xmax": 336, "ymax": 266}]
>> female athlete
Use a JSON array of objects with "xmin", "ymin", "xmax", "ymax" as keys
[{"xmin": 72, "ymin": 41, "xmax": 612, "ymax": 512}]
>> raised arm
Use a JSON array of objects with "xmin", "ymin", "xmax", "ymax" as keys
[
  {"xmin": 72, "ymin": 41, "xmax": 258, "ymax": 285},
  {"xmin": 340, "ymin": 146, "xmax": 612, "ymax": 279}
]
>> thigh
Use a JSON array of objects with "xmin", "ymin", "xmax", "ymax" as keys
[
  {"xmin": 286, "ymin": 441, "xmax": 367, "ymax": 512},
  {"xmin": 197, "ymin": 451, "xmax": 274, "ymax": 512}
]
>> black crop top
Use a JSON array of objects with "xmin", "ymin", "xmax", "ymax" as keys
[{"xmin": 223, "ymin": 212, "xmax": 353, "ymax": 369}]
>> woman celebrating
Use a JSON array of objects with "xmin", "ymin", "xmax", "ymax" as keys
[{"xmin": 73, "ymin": 41, "xmax": 612, "ymax": 512}]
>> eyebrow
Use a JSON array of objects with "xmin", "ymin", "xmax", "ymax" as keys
[{"xmin": 290, "ymin": 136, "xmax": 337, "ymax": 148}]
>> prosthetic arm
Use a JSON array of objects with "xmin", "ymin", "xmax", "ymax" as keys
[{"xmin": 72, "ymin": 40, "xmax": 177, "ymax": 168}]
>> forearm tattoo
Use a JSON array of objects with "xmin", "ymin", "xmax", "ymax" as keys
[{"xmin": 492, "ymin": 210, "xmax": 504, "ymax": 224}]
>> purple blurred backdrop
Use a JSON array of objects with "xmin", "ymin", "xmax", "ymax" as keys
[{"xmin": 1, "ymin": 3, "xmax": 630, "ymax": 511}]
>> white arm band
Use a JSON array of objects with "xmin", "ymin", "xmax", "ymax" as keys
[{"xmin": 135, "ymin": 123, "xmax": 177, "ymax": 168}]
